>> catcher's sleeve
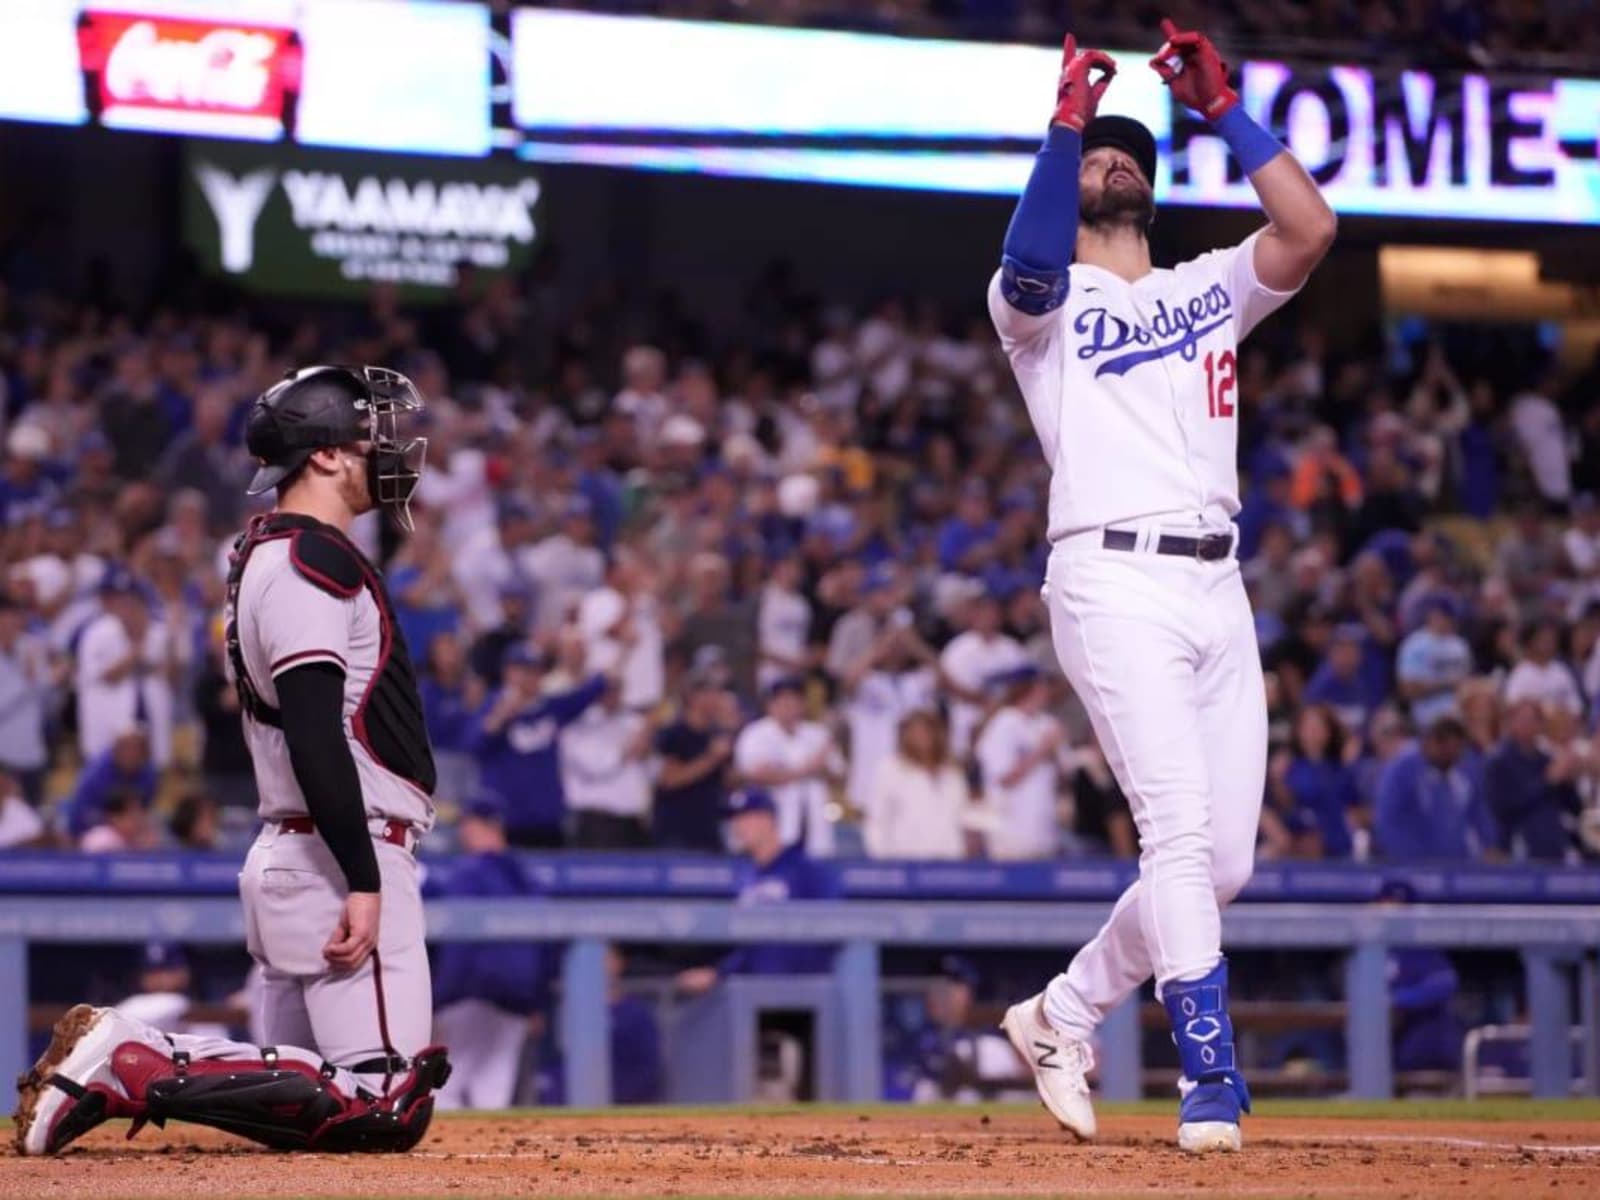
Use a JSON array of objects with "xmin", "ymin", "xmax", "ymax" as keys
[{"xmin": 276, "ymin": 662, "xmax": 381, "ymax": 893}]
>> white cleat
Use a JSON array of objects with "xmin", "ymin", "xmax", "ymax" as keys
[
  {"xmin": 13, "ymin": 1004, "xmax": 144, "ymax": 1155},
  {"xmin": 1000, "ymin": 994, "xmax": 1097, "ymax": 1141},
  {"xmin": 1177, "ymin": 1121, "xmax": 1243, "ymax": 1153},
  {"xmin": 1175, "ymin": 1077, "xmax": 1244, "ymax": 1154}
]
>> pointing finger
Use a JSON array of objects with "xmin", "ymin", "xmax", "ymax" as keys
[{"xmin": 1159, "ymin": 17, "xmax": 1181, "ymax": 40}]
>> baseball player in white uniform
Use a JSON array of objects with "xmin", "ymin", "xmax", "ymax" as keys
[
  {"xmin": 15, "ymin": 365, "xmax": 451, "ymax": 1155},
  {"xmin": 993, "ymin": 22, "xmax": 1336, "ymax": 1152}
]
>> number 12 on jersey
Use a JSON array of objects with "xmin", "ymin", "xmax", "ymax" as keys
[{"xmin": 1204, "ymin": 350, "xmax": 1236, "ymax": 419}]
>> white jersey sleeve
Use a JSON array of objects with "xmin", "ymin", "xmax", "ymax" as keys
[
  {"xmin": 1205, "ymin": 228, "xmax": 1302, "ymax": 344},
  {"xmin": 251, "ymin": 566, "xmax": 354, "ymax": 679}
]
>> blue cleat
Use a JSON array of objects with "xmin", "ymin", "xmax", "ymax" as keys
[{"xmin": 1161, "ymin": 958, "xmax": 1251, "ymax": 1154}]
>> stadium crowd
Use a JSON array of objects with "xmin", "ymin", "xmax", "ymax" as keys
[
  {"xmin": 512, "ymin": 0, "xmax": 1600, "ymax": 69},
  {"xmin": 0, "ymin": 253, "xmax": 1598, "ymax": 868}
]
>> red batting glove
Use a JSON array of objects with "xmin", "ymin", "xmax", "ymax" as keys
[
  {"xmin": 1053, "ymin": 33, "xmax": 1117, "ymax": 133},
  {"xmin": 1149, "ymin": 18, "xmax": 1239, "ymax": 120}
]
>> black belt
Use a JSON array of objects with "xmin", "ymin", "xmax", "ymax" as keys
[{"xmin": 1102, "ymin": 528, "xmax": 1234, "ymax": 561}]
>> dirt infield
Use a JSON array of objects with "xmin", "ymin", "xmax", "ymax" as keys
[{"xmin": 5, "ymin": 1104, "xmax": 1600, "ymax": 1199}]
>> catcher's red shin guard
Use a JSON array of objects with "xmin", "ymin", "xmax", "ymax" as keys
[{"xmin": 115, "ymin": 1042, "xmax": 452, "ymax": 1153}]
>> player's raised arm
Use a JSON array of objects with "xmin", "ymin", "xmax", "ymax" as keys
[
  {"xmin": 1149, "ymin": 17, "xmax": 1336, "ymax": 291},
  {"xmin": 995, "ymin": 34, "xmax": 1116, "ymax": 320}
]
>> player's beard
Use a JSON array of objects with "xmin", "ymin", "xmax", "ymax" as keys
[{"xmin": 1080, "ymin": 172, "xmax": 1155, "ymax": 231}]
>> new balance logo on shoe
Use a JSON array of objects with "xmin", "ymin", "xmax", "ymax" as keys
[{"xmin": 1001, "ymin": 998, "xmax": 1098, "ymax": 1140}]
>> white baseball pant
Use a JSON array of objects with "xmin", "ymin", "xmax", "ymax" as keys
[{"xmin": 1037, "ymin": 525, "xmax": 1266, "ymax": 1038}]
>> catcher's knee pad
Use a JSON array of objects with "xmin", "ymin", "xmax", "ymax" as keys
[{"xmin": 309, "ymin": 1047, "xmax": 452, "ymax": 1154}]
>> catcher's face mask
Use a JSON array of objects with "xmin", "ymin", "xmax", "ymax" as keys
[{"xmin": 356, "ymin": 366, "xmax": 428, "ymax": 532}]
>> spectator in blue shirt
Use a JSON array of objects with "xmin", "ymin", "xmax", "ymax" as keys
[
  {"xmin": 573, "ymin": 429, "xmax": 624, "ymax": 553},
  {"xmin": 1352, "ymin": 704, "xmax": 1413, "ymax": 813},
  {"xmin": 1484, "ymin": 700, "xmax": 1579, "ymax": 862},
  {"xmin": 1374, "ymin": 716, "xmax": 1496, "ymax": 861},
  {"xmin": 1395, "ymin": 595, "xmax": 1474, "ymax": 728},
  {"xmin": 888, "ymin": 955, "xmax": 1003, "ymax": 1103},
  {"xmin": 1235, "ymin": 457, "xmax": 1307, "ymax": 561},
  {"xmin": 936, "ymin": 483, "xmax": 997, "ymax": 574},
  {"xmin": 676, "ymin": 788, "xmax": 842, "ymax": 994},
  {"xmin": 531, "ymin": 943, "xmax": 666, "ymax": 1107},
  {"xmin": 1456, "ymin": 381, "xmax": 1500, "ymax": 519},
  {"xmin": 606, "ymin": 945, "xmax": 663, "ymax": 1105},
  {"xmin": 62, "ymin": 725, "xmax": 157, "ymax": 839},
  {"xmin": 388, "ymin": 520, "xmax": 463, "ymax": 663},
  {"xmin": 1282, "ymin": 704, "xmax": 1362, "ymax": 859},
  {"xmin": 1305, "ymin": 624, "xmax": 1387, "ymax": 739},
  {"xmin": 1358, "ymin": 528, "xmax": 1418, "ymax": 594},
  {"xmin": 1376, "ymin": 879, "xmax": 1464, "ymax": 1072},
  {"xmin": 419, "ymin": 630, "xmax": 484, "ymax": 807},
  {"xmin": 469, "ymin": 645, "xmax": 605, "ymax": 847},
  {"xmin": 427, "ymin": 792, "xmax": 553, "ymax": 1111},
  {"xmin": 0, "ymin": 426, "xmax": 63, "ymax": 528}
]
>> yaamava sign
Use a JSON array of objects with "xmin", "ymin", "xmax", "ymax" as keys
[{"xmin": 184, "ymin": 141, "xmax": 540, "ymax": 297}]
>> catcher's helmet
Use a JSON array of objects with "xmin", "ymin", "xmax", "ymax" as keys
[{"xmin": 245, "ymin": 364, "xmax": 428, "ymax": 530}]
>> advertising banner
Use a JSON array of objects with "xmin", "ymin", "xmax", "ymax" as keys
[
  {"xmin": 182, "ymin": 141, "xmax": 541, "ymax": 298},
  {"xmin": 3, "ymin": 5, "xmax": 1597, "ymax": 223},
  {"xmin": 509, "ymin": 10, "xmax": 1600, "ymax": 224},
  {"xmin": 82, "ymin": 8, "xmax": 300, "ymax": 139},
  {"xmin": 0, "ymin": 0, "xmax": 491, "ymax": 155}
]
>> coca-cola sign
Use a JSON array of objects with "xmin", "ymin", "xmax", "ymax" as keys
[
  {"xmin": 83, "ymin": 11, "xmax": 297, "ymax": 127},
  {"xmin": 2, "ymin": 2, "xmax": 488, "ymax": 154}
]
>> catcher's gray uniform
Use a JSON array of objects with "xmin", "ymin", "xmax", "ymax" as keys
[
  {"xmin": 14, "ymin": 365, "xmax": 448, "ymax": 1159},
  {"xmin": 229, "ymin": 512, "xmax": 437, "ymax": 1091}
]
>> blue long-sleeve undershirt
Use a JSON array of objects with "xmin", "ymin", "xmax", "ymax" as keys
[{"xmin": 998, "ymin": 125, "xmax": 1081, "ymax": 316}]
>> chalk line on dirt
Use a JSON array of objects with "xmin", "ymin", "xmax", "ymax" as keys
[{"xmin": 1267, "ymin": 1133, "xmax": 1600, "ymax": 1154}]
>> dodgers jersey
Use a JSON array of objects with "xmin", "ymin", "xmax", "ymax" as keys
[{"xmin": 989, "ymin": 230, "xmax": 1298, "ymax": 541}]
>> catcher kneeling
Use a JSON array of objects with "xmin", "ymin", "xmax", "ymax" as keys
[{"xmin": 16, "ymin": 365, "xmax": 450, "ymax": 1154}]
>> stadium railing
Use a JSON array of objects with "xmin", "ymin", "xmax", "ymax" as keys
[{"xmin": 2, "ymin": 853, "xmax": 1598, "ymax": 1108}]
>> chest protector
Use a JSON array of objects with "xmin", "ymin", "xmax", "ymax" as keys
[{"xmin": 225, "ymin": 512, "xmax": 437, "ymax": 795}]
